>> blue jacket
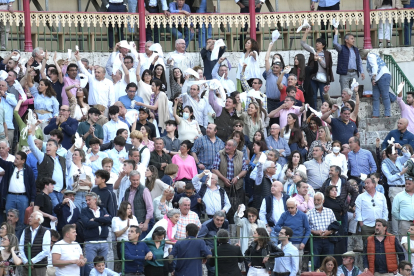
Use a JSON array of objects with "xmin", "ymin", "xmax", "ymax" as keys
[
  {"xmin": 381, "ymin": 129, "xmax": 414, "ymax": 151},
  {"xmin": 336, "ymin": 44, "xmax": 361, "ymax": 77},
  {"xmin": 44, "ymin": 117, "xmax": 79, "ymax": 150},
  {"xmin": 124, "ymin": 241, "xmax": 153, "ymax": 273},
  {"xmin": 274, "ymin": 210, "xmax": 310, "ymax": 245},
  {"xmin": 198, "ymin": 218, "xmax": 229, "ymax": 250},
  {"xmin": 0, "ymin": 158, "xmax": 36, "ymax": 210},
  {"xmin": 80, "ymin": 206, "xmax": 112, "ymax": 241},
  {"xmin": 53, "ymin": 202, "xmax": 80, "ymax": 231},
  {"xmin": 26, "ymin": 153, "xmax": 38, "ymax": 179}
]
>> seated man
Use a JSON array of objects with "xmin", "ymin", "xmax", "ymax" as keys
[{"xmin": 53, "ymin": 190, "xmax": 80, "ymax": 236}]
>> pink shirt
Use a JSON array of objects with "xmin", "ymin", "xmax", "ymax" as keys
[
  {"xmin": 18, "ymin": 95, "xmax": 34, "ymax": 117},
  {"xmin": 172, "ymin": 154, "xmax": 197, "ymax": 181},
  {"xmin": 294, "ymin": 194, "xmax": 315, "ymax": 213},
  {"xmin": 62, "ymin": 76, "xmax": 80, "ymax": 106},
  {"xmin": 128, "ymin": 186, "xmax": 154, "ymax": 221},
  {"xmin": 273, "ymin": 106, "xmax": 303, "ymax": 129},
  {"xmin": 398, "ymin": 96, "xmax": 414, "ymax": 133}
]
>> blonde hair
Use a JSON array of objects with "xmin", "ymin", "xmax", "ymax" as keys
[
  {"xmin": 130, "ymin": 130, "xmax": 143, "ymax": 142},
  {"xmin": 318, "ymin": 126, "xmax": 332, "ymax": 142}
]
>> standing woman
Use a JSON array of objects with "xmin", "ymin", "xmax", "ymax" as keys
[
  {"xmin": 291, "ymin": 54, "xmax": 306, "ymax": 90},
  {"xmin": 237, "ymin": 101, "xmax": 264, "ymax": 142},
  {"xmin": 237, "ymin": 38, "xmax": 260, "ymax": 91},
  {"xmin": 172, "ymin": 140, "xmax": 197, "ymax": 182},
  {"xmin": 112, "ymin": 201, "xmax": 139, "ymax": 260},
  {"xmin": 244, "ymin": 228, "xmax": 284, "ymax": 276},
  {"xmin": 282, "ymin": 113, "xmax": 300, "ymax": 141},
  {"xmin": 288, "ymin": 128, "xmax": 308, "ymax": 162},
  {"xmin": 301, "ymin": 27, "xmax": 334, "ymax": 108},
  {"xmin": 144, "ymin": 226, "xmax": 167, "ymax": 276},
  {"xmin": 173, "ymin": 101, "xmax": 202, "ymax": 143},
  {"xmin": 301, "ymin": 115, "xmax": 322, "ymax": 147},
  {"xmin": 0, "ymin": 234, "xmax": 22, "ymax": 276},
  {"xmin": 344, "ymin": 86, "xmax": 360, "ymax": 126},
  {"xmin": 65, "ymin": 85, "xmax": 90, "ymax": 122},
  {"xmin": 307, "ymin": 126, "xmax": 332, "ymax": 160},
  {"xmin": 150, "ymin": 62, "xmax": 168, "ymax": 92},
  {"xmin": 136, "ymin": 55, "xmax": 153, "ymax": 105}
]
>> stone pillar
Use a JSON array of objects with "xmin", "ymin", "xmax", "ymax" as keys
[
  {"xmin": 363, "ymin": 0, "xmax": 372, "ymax": 49},
  {"xmin": 23, "ymin": 0, "xmax": 33, "ymax": 52},
  {"xmin": 249, "ymin": 0, "xmax": 256, "ymax": 40}
]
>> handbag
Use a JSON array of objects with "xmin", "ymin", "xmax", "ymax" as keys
[
  {"xmin": 24, "ymin": 206, "xmax": 34, "ymax": 225},
  {"xmin": 72, "ymin": 174, "xmax": 92, "ymax": 193},
  {"xmin": 313, "ymin": 72, "xmax": 327, "ymax": 83},
  {"xmin": 228, "ymin": 184, "xmax": 240, "ymax": 213}
]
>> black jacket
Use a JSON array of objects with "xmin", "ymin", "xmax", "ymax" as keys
[
  {"xmin": 91, "ymin": 186, "xmax": 118, "ymax": 217},
  {"xmin": 320, "ymin": 176, "xmax": 358, "ymax": 213},
  {"xmin": 53, "ymin": 202, "xmax": 80, "ymax": 231},
  {"xmin": 80, "ymin": 206, "xmax": 112, "ymax": 241},
  {"xmin": 244, "ymin": 240, "xmax": 284, "ymax": 272},
  {"xmin": 209, "ymin": 243, "xmax": 244, "ymax": 276}
]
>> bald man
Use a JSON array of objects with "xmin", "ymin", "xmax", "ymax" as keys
[
  {"xmin": 44, "ymin": 105, "xmax": 79, "ymax": 150},
  {"xmin": 382, "ymin": 118, "xmax": 414, "ymax": 151},
  {"xmin": 259, "ymin": 181, "xmax": 289, "ymax": 231},
  {"xmin": 0, "ymin": 80, "xmax": 17, "ymax": 151}
]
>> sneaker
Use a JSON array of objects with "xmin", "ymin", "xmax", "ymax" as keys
[
  {"xmin": 378, "ymin": 42, "xmax": 383, "ymax": 48},
  {"xmin": 387, "ymin": 42, "xmax": 392, "ymax": 47}
]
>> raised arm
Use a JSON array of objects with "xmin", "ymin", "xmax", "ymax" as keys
[
  {"xmin": 265, "ymin": 42, "xmax": 274, "ymax": 72},
  {"xmin": 53, "ymin": 52, "xmax": 63, "ymax": 83},
  {"xmin": 172, "ymin": 98, "xmax": 182, "ymax": 124},
  {"xmin": 136, "ymin": 56, "xmax": 142, "ymax": 82},
  {"xmin": 321, "ymin": 104, "xmax": 337, "ymax": 124},
  {"xmin": 333, "ymin": 28, "xmax": 342, "ymax": 52},
  {"xmin": 121, "ymin": 62, "xmax": 130, "ymax": 84},
  {"xmin": 351, "ymin": 86, "xmax": 359, "ymax": 121},
  {"xmin": 40, "ymin": 50, "xmax": 48, "ymax": 80},
  {"xmin": 240, "ymin": 64, "xmax": 251, "ymax": 92}
]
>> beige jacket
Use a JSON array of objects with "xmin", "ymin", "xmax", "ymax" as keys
[{"xmin": 373, "ymin": 0, "xmax": 403, "ymax": 9}]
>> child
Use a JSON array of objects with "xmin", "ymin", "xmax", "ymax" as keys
[
  {"xmin": 89, "ymin": 256, "xmax": 120, "ymax": 276},
  {"xmin": 102, "ymin": 157, "xmax": 119, "ymax": 189},
  {"xmin": 370, "ymin": 173, "xmax": 385, "ymax": 194}
]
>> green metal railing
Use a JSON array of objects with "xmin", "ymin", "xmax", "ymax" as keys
[
  {"xmin": 383, "ymin": 54, "xmax": 414, "ymax": 101},
  {"xmin": 18, "ymin": 232, "xmax": 412, "ymax": 276}
]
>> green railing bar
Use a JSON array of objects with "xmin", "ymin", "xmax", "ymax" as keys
[
  {"xmin": 214, "ymin": 235, "xmax": 218, "ymax": 276},
  {"xmin": 408, "ymin": 232, "xmax": 412, "ymax": 264},
  {"xmin": 383, "ymin": 54, "xmax": 414, "ymax": 101},
  {"xmin": 121, "ymin": 239, "xmax": 125, "ymax": 276},
  {"xmin": 28, "ymin": 242, "xmax": 32, "ymax": 276},
  {"xmin": 310, "ymin": 234, "xmax": 314, "ymax": 271}
]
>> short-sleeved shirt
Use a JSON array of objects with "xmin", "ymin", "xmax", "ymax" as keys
[
  {"xmin": 329, "ymin": 118, "xmax": 358, "ymax": 145},
  {"xmin": 77, "ymin": 121, "xmax": 104, "ymax": 147},
  {"xmin": 34, "ymin": 192, "xmax": 53, "ymax": 228},
  {"xmin": 51, "ymin": 240, "xmax": 83, "ymax": 276}
]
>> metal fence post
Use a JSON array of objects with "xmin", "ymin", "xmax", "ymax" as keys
[
  {"xmin": 121, "ymin": 240, "xmax": 125, "ymax": 275},
  {"xmin": 310, "ymin": 234, "xmax": 314, "ymax": 271},
  {"xmin": 28, "ymin": 242, "xmax": 32, "ymax": 276},
  {"xmin": 408, "ymin": 231, "xmax": 412, "ymax": 264},
  {"xmin": 214, "ymin": 235, "xmax": 218, "ymax": 276}
]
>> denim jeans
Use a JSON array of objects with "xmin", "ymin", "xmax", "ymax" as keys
[
  {"xmin": 312, "ymin": 238, "xmax": 334, "ymax": 269},
  {"xmin": 85, "ymin": 242, "xmax": 109, "ymax": 270},
  {"xmin": 127, "ymin": 0, "xmax": 137, "ymax": 32},
  {"xmin": 74, "ymin": 191, "xmax": 88, "ymax": 210},
  {"xmin": 372, "ymin": 73, "xmax": 391, "ymax": 117},
  {"xmin": 146, "ymin": 7, "xmax": 160, "ymax": 43},
  {"xmin": 197, "ymin": 0, "xmax": 212, "ymax": 48},
  {"xmin": 5, "ymin": 194, "xmax": 29, "ymax": 229},
  {"xmin": 171, "ymin": 24, "xmax": 194, "ymax": 49},
  {"xmin": 49, "ymin": 191, "xmax": 63, "ymax": 214},
  {"xmin": 107, "ymin": 4, "xmax": 127, "ymax": 48},
  {"xmin": 311, "ymin": 79, "xmax": 326, "ymax": 109}
]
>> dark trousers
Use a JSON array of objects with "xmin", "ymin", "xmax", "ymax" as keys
[
  {"xmin": 225, "ymin": 186, "xmax": 245, "ymax": 224},
  {"xmin": 146, "ymin": 7, "xmax": 160, "ymax": 43},
  {"xmin": 312, "ymin": 238, "xmax": 334, "ymax": 269},
  {"xmin": 267, "ymin": 99, "xmax": 280, "ymax": 127},
  {"xmin": 107, "ymin": 4, "xmax": 127, "ymax": 48},
  {"xmin": 239, "ymin": 6, "xmax": 261, "ymax": 50},
  {"xmin": 145, "ymin": 265, "xmax": 164, "ymax": 276},
  {"xmin": 317, "ymin": 2, "xmax": 340, "ymax": 43}
]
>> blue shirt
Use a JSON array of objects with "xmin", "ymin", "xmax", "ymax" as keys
[
  {"xmin": 333, "ymin": 35, "xmax": 364, "ymax": 74},
  {"xmin": 391, "ymin": 190, "xmax": 414, "ymax": 221},
  {"xmin": 29, "ymin": 86, "xmax": 59, "ymax": 121},
  {"xmin": 28, "ymin": 134, "xmax": 64, "ymax": 191},
  {"xmin": 119, "ymin": 95, "xmax": 144, "ymax": 112},
  {"xmin": 124, "ymin": 241, "xmax": 153, "ymax": 274},
  {"xmin": 311, "ymin": 0, "xmax": 340, "ymax": 7},
  {"xmin": 106, "ymin": 147, "xmax": 128, "ymax": 175},
  {"xmin": 348, "ymin": 148, "xmax": 377, "ymax": 177},
  {"xmin": 191, "ymin": 135, "xmax": 225, "ymax": 170},
  {"xmin": 169, "ymin": 236, "xmax": 212, "ymax": 276},
  {"xmin": 26, "ymin": 152, "xmax": 38, "ymax": 179},
  {"xmin": 273, "ymin": 242, "xmax": 299, "ymax": 276},
  {"xmin": 265, "ymin": 135, "xmax": 291, "ymax": 167},
  {"xmin": 0, "ymin": 93, "xmax": 17, "ymax": 130},
  {"xmin": 274, "ymin": 210, "xmax": 311, "ymax": 245},
  {"xmin": 381, "ymin": 152, "xmax": 410, "ymax": 186},
  {"xmin": 85, "ymin": 151, "xmax": 108, "ymax": 173},
  {"xmin": 381, "ymin": 129, "xmax": 414, "ymax": 151},
  {"xmin": 265, "ymin": 70, "xmax": 286, "ymax": 100},
  {"xmin": 329, "ymin": 118, "xmax": 358, "ymax": 145}
]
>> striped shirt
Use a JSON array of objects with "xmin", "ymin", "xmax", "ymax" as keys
[
  {"xmin": 307, "ymin": 207, "xmax": 336, "ymax": 231},
  {"xmin": 191, "ymin": 135, "xmax": 225, "ymax": 170}
]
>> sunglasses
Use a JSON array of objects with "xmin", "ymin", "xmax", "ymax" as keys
[{"xmin": 371, "ymin": 199, "xmax": 375, "ymax": 207}]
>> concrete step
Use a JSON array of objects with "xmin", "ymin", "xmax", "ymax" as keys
[
  {"xmin": 358, "ymin": 116, "xmax": 399, "ymax": 132},
  {"xmin": 359, "ymin": 130, "xmax": 389, "ymax": 148}
]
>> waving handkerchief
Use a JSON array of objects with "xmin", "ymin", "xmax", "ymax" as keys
[
  {"xmin": 75, "ymin": 45, "xmax": 79, "ymax": 51},
  {"xmin": 211, "ymin": 39, "xmax": 226, "ymax": 61},
  {"xmin": 351, "ymin": 78, "xmax": 359, "ymax": 90},
  {"xmin": 79, "ymin": 73, "xmax": 88, "ymax": 88},
  {"xmin": 14, "ymin": 80, "xmax": 27, "ymax": 101},
  {"xmin": 74, "ymin": 133, "xmax": 83, "ymax": 149},
  {"xmin": 258, "ymin": 152, "xmax": 267, "ymax": 164},
  {"xmin": 112, "ymin": 53, "xmax": 123, "ymax": 76},
  {"xmin": 11, "ymin": 53, "xmax": 20, "ymax": 61},
  {"xmin": 243, "ymin": 51, "xmax": 261, "ymax": 80},
  {"xmin": 149, "ymin": 43, "xmax": 164, "ymax": 57},
  {"xmin": 125, "ymin": 109, "xmax": 139, "ymax": 125},
  {"xmin": 67, "ymin": 199, "xmax": 77, "ymax": 223},
  {"xmin": 360, "ymin": 173, "xmax": 367, "ymax": 181},
  {"xmin": 67, "ymin": 49, "xmax": 72, "ymax": 60},
  {"xmin": 20, "ymin": 109, "xmax": 37, "ymax": 140},
  {"xmin": 0, "ymin": 70, "xmax": 7, "ymax": 80},
  {"xmin": 205, "ymin": 171, "xmax": 212, "ymax": 187},
  {"xmin": 185, "ymin": 68, "xmax": 200, "ymax": 79},
  {"xmin": 238, "ymin": 204, "xmax": 246, "ymax": 218},
  {"xmin": 19, "ymin": 58, "xmax": 27, "ymax": 65},
  {"xmin": 398, "ymin": 81, "xmax": 405, "ymax": 94},
  {"xmin": 130, "ymin": 42, "xmax": 139, "ymax": 60},
  {"xmin": 296, "ymin": 19, "xmax": 311, "ymax": 33},
  {"xmin": 332, "ymin": 18, "xmax": 339, "ymax": 29},
  {"xmin": 32, "ymin": 64, "xmax": 42, "ymax": 71},
  {"xmin": 387, "ymin": 137, "xmax": 396, "ymax": 154},
  {"xmin": 209, "ymin": 79, "xmax": 226, "ymax": 105},
  {"xmin": 272, "ymin": 30, "xmax": 280, "ymax": 43},
  {"xmin": 247, "ymin": 89, "xmax": 264, "ymax": 102}
]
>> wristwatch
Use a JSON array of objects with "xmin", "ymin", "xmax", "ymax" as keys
[{"xmin": 236, "ymin": 176, "xmax": 240, "ymax": 180}]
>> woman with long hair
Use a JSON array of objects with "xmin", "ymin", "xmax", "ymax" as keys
[
  {"xmin": 173, "ymin": 101, "xmax": 202, "ymax": 143},
  {"xmin": 150, "ymin": 63, "xmax": 168, "ymax": 92},
  {"xmin": 0, "ymin": 223, "xmax": 14, "ymax": 239},
  {"xmin": 145, "ymin": 165, "xmax": 170, "ymax": 200},
  {"xmin": 323, "ymin": 186, "xmax": 344, "ymax": 221},
  {"xmin": 172, "ymin": 140, "xmax": 197, "ymax": 182},
  {"xmin": 244, "ymin": 228, "xmax": 283, "ymax": 276},
  {"xmin": 237, "ymin": 38, "xmax": 260, "ymax": 91},
  {"xmin": 111, "ymin": 201, "xmax": 139, "ymax": 259},
  {"xmin": 230, "ymin": 130, "xmax": 249, "ymax": 161},
  {"xmin": 280, "ymin": 150, "xmax": 307, "ymax": 193},
  {"xmin": 136, "ymin": 55, "xmax": 153, "ymax": 105},
  {"xmin": 65, "ymin": 85, "xmax": 90, "ymax": 122},
  {"xmin": 283, "ymin": 113, "xmax": 300, "ymax": 141},
  {"xmin": 140, "ymin": 125, "xmax": 155, "ymax": 152},
  {"xmin": 319, "ymin": 256, "xmax": 338, "ymax": 276},
  {"xmin": 288, "ymin": 128, "xmax": 308, "ymax": 161},
  {"xmin": 14, "ymin": 100, "xmax": 43, "ymax": 151},
  {"xmin": 291, "ymin": 54, "xmax": 306, "ymax": 88},
  {"xmin": 237, "ymin": 101, "xmax": 264, "ymax": 142},
  {"xmin": 344, "ymin": 86, "xmax": 360, "ymax": 126},
  {"xmin": 0, "ymin": 234, "xmax": 22, "ymax": 276},
  {"xmin": 301, "ymin": 115, "xmax": 323, "ymax": 147},
  {"xmin": 170, "ymin": 67, "xmax": 185, "ymax": 99},
  {"xmin": 307, "ymin": 126, "xmax": 332, "ymax": 160},
  {"xmin": 248, "ymin": 131, "xmax": 265, "ymax": 159},
  {"xmin": 144, "ymin": 226, "xmax": 167, "ymax": 276}
]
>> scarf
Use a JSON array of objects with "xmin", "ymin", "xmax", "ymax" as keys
[
  {"xmin": 67, "ymin": 200, "xmax": 77, "ymax": 223},
  {"xmin": 382, "ymin": 157, "xmax": 400, "ymax": 175},
  {"xmin": 164, "ymin": 215, "xmax": 177, "ymax": 243}
]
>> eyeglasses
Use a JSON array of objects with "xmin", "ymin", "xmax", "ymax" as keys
[
  {"xmin": 247, "ymin": 215, "xmax": 256, "ymax": 218},
  {"xmin": 371, "ymin": 199, "xmax": 375, "ymax": 207},
  {"xmin": 60, "ymin": 109, "xmax": 69, "ymax": 112},
  {"xmin": 403, "ymin": 269, "xmax": 412, "ymax": 272}
]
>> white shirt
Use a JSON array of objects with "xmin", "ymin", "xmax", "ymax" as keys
[
  {"xmin": 139, "ymin": 52, "xmax": 165, "ymax": 76},
  {"xmin": 90, "ymin": 207, "xmax": 102, "ymax": 235},
  {"xmin": 181, "ymin": 94, "xmax": 209, "ymax": 128},
  {"xmin": 0, "ymin": 154, "xmax": 15, "ymax": 183},
  {"xmin": 51, "ymin": 240, "xmax": 83, "ymax": 276},
  {"xmin": 111, "ymin": 216, "xmax": 139, "ymax": 241},
  {"xmin": 114, "ymin": 79, "xmax": 127, "ymax": 101},
  {"xmin": 117, "ymin": 176, "xmax": 130, "ymax": 207},
  {"xmin": 19, "ymin": 226, "xmax": 51, "ymax": 264},
  {"xmin": 128, "ymin": 67, "xmax": 137, "ymax": 85},
  {"xmin": 103, "ymin": 119, "xmax": 130, "ymax": 144},
  {"xmin": 8, "ymin": 167, "xmax": 25, "ymax": 193},
  {"xmin": 78, "ymin": 61, "xmax": 115, "ymax": 107},
  {"xmin": 325, "ymin": 152, "xmax": 348, "ymax": 177},
  {"xmin": 166, "ymin": 51, "xmax": 194, "ymax": 73},
  {"xmin": 137, "ymin": 144, "xmax": 150, "ymax": 168},
  {"xmin": 367, "ymin": 53, "xmax": 391, "ymax": 81},
  {"xmin": 330, "ymin": 178, "xmax": 342, "ymax": 196},
  {"xmin": 401, "ymin": 236, "xmax": 414, "ymax": 272},
  {"xmin": 355, "ymin": 191, "xmax": 388, "ymax": 227},
  {"xmin": 259, "ymin": 196, "xmax": 285, "ymax": 225}
]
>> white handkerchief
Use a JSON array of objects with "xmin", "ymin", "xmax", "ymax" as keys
[
  {"xmin": 32, "ymin": 64, "xmax": 42, "ymax": 71},
  {"xmin": 296, "ymin": 19, "xmax": 311, "ymax": 33},
  {"xmin": 238, "ymin": 204, "xmax": 246, "ymax": 218},
  {"xmin": 247, "ymin": 89, "xmax": 264, "ymax": 102},
  {"xmin": 211, "ymin": 39, "xmax": 226, "ymax": 61},
  {"xmin": 149, "ymin": 43, "xmax": 164, "ymax": 57},
  {"xmin": 130, "ymin": 100, "xmax": 136, "ymax": 109},
  {"xmin": 258, "ymin": 152, "xmax": 267, "ymax": 164},
  {"xmin": 272, "ymin": 30, "xmax": 280, "ymax": 43},
  {"xmin": 67, "ymin": 200, "xmax": 77, "ymax": 223},
  {"xmin": 208, "ymin": 79, "xmax": 222, "ymax": 90},
  {"xmin": 67, "ymin": 49, "xmax": 72, "ymax": 59},
  {"xmin": 398, "ymin": 82, "xmax": 405, "ymax": 94},
  {"xmin": 0, "ymin": 70, "xmax": 7, "ymax": 80},
  {"xmin": 19, "ymin": 58, "xmax": 27, "ymax": 65},
  {"xmin": 332, "ymin": 18, "xmax": 339, "ymax": 29},
  {"xmin": 206, "ymin": 172, "xmax": 212, "ymax": 187},
  {"xmin": 74, "ymin": 133, "xmax": 83, "ymax": 149},
  {"xmin": 125, "ymin": 110, "xmax": 139, "ymax": 125},
  {"xmin": 351, "ymin": 78, "xmax": 359, "ymax": 90},
  {"xmin": 79, "ymin": 73, "xmax": 88, "ymax": 88},
  {"xmin": 360, "ymin": 173, "xmax": 367, "ymax": 181},
  {"xmin": 11, "ymin": 53, "xmax": 20, "ymax": 61},
  {"xmin": 50, "ymin": 220, "xmax": 56, "ymax": 230},
  {"xmin": 112, "ymin": 53, "xmax": 123, "ymax": 75},
  {"xmin": 14, "ymin": 80, "xmax": 27, "ymax": 101},
  {"xmin": 75, "ymin": 45, "xmax": 79, "ymax": 51},
  {"xmin": 185, "ymin": 68, "xmax": 200, "ymax": 79}
]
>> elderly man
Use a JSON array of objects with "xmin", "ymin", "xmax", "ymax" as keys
[
  {"xmin": 265, "ymin": 124, "xmax": 291, "ymax": 167},
  {"xmin": 0, "ymin": 80, "xmax": 17, "ymax": 148},
  {"xmin": 19, "ymin": 211, "xmax": 51, "ymax": 276},
  {"xmin": 348, "ymin": 136, "xmax": 377, "ymax": 182},
  {"xmin": 382, "ymin": 118, "xmax": 414, "ymax": 150},
  {"xmin": 5, "ymin": 70, "xmax": 24, "ymax": 102},
  {"xmin": 119, "ymin": 83, "xmax": 144, "ymax": 112},
  {"xmin": 293, "ymin": 181, "xmax": 314, "ymax": 213},
  {"xmin": 201, "ymin": 39, "xmax": 226, "ymax": 80},
  {"xmin": 167, "ymin": 39, "xmax": 194, "ymax": 73},
  {"xmin": 28, "ymin": 124, "xmax": 66, "ymax": 208},
  {"xmin": 192, "ymin": 170, "xmax": 231, "ymax": 218},
  {"xmin": 333, "ymin": 28, "xmax": 365, "ymax": 94},
  {"xmin": 150, "ymin": 138, "xmax": 172, "ymax": 179},
  {"xmin": 123, "ymin": 171, "xmax": 153, "ymax": 237},
  {"xmin": 337, "ymin": 251, "xmax": 362, "ymax": 276},
  {"xmin": 275, "ymin": 198, "xmax": 310, "ymax": 272},
  {"xmin": 355, "ymin": 177, "xmax": 388, "ymax": 242},
  {"xmin": 363, "ymin": 219, "xmax": 405, "ymax": 275},
  {"xmin": 139, "ymin": 41, "xmax": 165, "ymax": 73},
  {"xmin": 212, "ymin": 57, "xmax": 235, "ymax": 92},
  {"xmin": 321, "ymin": 106, "xmax": 358, "ymax": 145},
  {"xmin": 323, "ymin": 86, "xmax": 355, "ymax": 117},
  {"xmin": 75, "ymin": 51, "xmax": 115, "ymax": 110},
  {"xmin": 181, "ymin": 84, "xmax": 209, "ymax": 133},
  {"xmin": 81, "ymin": 192, "xmax": 112, "ymax": 270},
  {"xmin": 392, "ymin": 175, "xmax": 414, "ymax": 238},
  {"xmin": 0, "ymin": 150, "xmax": 35, "ymax": 232},
  {"xmin": 304, "ymin": 145, "xmax": 330, "ymax": 191},
  {"xmin": 198, "ymin": 211, "xmax": 229, "ymax": 276},
  {"xmin": 44, "ymin": 105, "xmax": 78, "ymax": 150},
  {"xmin": 212, "ymin": 139, "xmax": 248, "ymax": 223},
  {"xmin": 307, "ymin": 192, "xmax": 337, "ymax": 268}
]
